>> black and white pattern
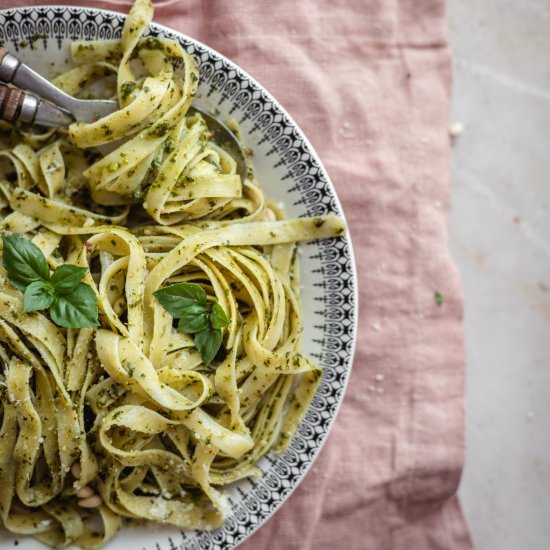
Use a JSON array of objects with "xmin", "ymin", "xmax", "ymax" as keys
[{"xmin": 0, "ymin": 6, "xmax": 357, "ymax": 550}]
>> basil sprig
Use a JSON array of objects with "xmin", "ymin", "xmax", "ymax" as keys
[
  {"xmin": 154, "ymin": 282, "xmax": 229, "ymax": 366},
  {"xmin": 2, "ymin": 234, "xmax": 99, "ymax": 328}
]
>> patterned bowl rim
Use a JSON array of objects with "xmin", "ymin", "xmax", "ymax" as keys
[{"xmin": 0, "ymin": 5, "xmax": 359, "ymax": 548}]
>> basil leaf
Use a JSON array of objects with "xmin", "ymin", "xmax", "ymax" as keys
[
  {"xmin": 194, "ymin": 328, "xmax": 223, "ymax": 366},
  {"xmin": 154, "ymin": 283, "xmax": 207, "ymax": 317},
  {"xmin": 49, "ymin": 282, "xmax": 99, "ymax": 328},
  {"xmin": 210, "ymin": 303, "xmax": 229, "ymax": 329},
  {"xmin": 177, "ymin": 304, "xmax": 210, "ymax": 334},
  {"xmin": 2, "ymin": 234, "xmax": 49, "ymax": 290},
  {"xmin": 51, "ymin": 264, "xmax": 88, "ymax": 295},
  {"xmin": 23, "ymin": 280, "xmax": 55, "ymax": 312},
  {"xmin": 178, "ymin": 315, "xmax": 210, "ymax": 335}
]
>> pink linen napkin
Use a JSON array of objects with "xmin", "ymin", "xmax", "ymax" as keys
[{"xmin": 0, "ymin": 1, "xmax": 474, "ymax": 548}]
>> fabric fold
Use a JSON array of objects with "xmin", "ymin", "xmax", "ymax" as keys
[{"xmin": 0, "ymin": 0, "xmax": 472, "ymax": 548}]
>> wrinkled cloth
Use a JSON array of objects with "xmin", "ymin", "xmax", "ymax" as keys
[{"xmin": 0, "ymin": 0, "xmax": 473, "ymax": 548}]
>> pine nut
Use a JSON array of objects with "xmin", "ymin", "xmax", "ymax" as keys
[
  {"xmin": 76, "ymin": 486, "xmax": 94, "ymax": 499},
  {"xmin": 78, "ymin": 495, "xmax": 102, "ymax": 508},
  {"xmin": 263, "ymin": 208, "xmax": 276, "ymax": 222},
  {"xmin": 71, "ymin": 463, "xmax": 81, "ymax": 479}
]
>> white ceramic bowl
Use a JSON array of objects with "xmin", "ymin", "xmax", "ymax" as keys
[{"xmin": 0, "ymin": 6, "xmax": 358, "ymax": 549}]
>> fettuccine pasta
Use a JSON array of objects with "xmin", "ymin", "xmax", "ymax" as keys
[{"xmin": 0, "ymin": 0, "xmax": 345, "ymax": 547}]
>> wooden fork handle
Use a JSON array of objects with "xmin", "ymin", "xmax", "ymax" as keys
[
  {"xmin": 0, "ymin": 49, "xmax": 30, "ymax": 123},
  {"xmin": 0, "ymin": 83, "xmax": 39, "ymax": 124},
  {"xmin": 0, "ymin": 49, "xmax": 72, "ymax": 127},
  {"xmin": 0, "ymin": 83, "xmax": 24, "ymax": 122}
]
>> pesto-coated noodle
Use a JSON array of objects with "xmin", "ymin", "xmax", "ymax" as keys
[{"xmin": 0, "ymin": 0, "xmax": 345, "ymax": 547}]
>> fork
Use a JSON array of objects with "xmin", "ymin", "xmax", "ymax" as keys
[
  {"xmin": 0, "ymin": 47, "xmax": 117, "ymax": 126},
  {"xmin": 0, "ymin": 48, "xmax": 247, "ymax": 179}
]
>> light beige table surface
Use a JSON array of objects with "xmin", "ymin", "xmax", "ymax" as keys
[{"xmin": 450, "ymin": 1, "xmax": 550, "ymax": 549}]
